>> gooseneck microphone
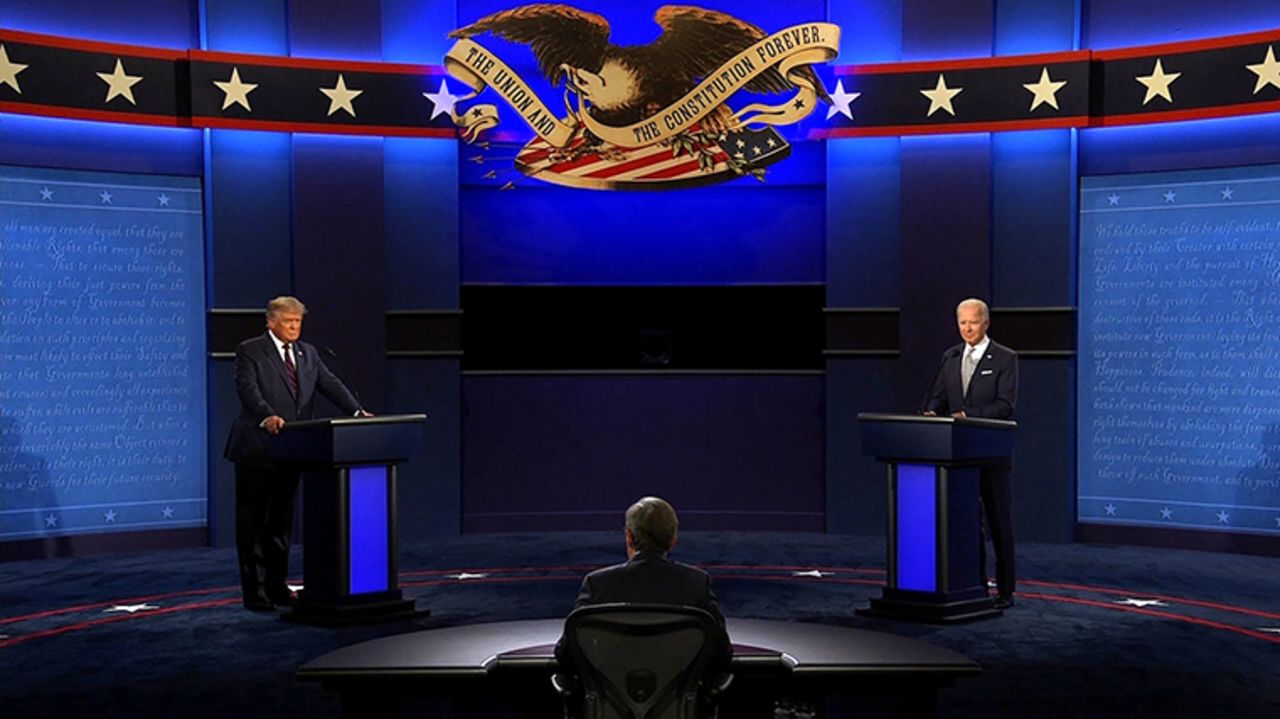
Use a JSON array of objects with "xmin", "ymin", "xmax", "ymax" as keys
[
  {"xmin": 322, "ymin": 346, "xmax": 364, "ymax": 409},
  {"xmin": 919, "ymin": 346, "xmax": 962, "ymax": 414}
]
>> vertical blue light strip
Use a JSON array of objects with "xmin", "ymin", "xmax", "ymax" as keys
[
  {"xmin": 896, "ymin": 464, "xmax": 937, "ymax": 592},
  {"xmin": 348, "ymin": 465, "xmax": 389, "ymax": 595}
]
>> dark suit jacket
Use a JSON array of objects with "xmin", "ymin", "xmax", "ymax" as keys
[
  {"xmin": 925, "ymin": 339, "xmax": 1018, "ymax": 420},
  {"xmin": 223, "ymin": 332, "xmax": 362, "ymax": 468},
  {"xmin": 555, "ymin": 551, "xmax": 732, "ymax": 671}
]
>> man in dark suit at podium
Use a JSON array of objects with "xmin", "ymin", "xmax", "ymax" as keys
[
  {"xmin": 923, "ymin": 298, "xmax": 1018, "ymax": 609},
  {"xmin": 223, "ymin": 296, "xmax": 367, "ymax": 611},
  {"xmin": 555, "ymin": 496, "xmax": 732, "ymax": 671}
]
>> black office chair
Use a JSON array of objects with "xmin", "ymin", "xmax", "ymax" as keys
[{"xmin": 553, "ymin": 603, "xmax": 733, "ymax": 719}]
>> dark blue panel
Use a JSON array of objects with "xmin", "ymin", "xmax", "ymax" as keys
[
  {"xmin": 348, "ymin": 465, "xmax": 389, "ymax": 594},
  {"xmin": 0, "ymin": 0, "xmax": 197, "ymax": 48},
  {"xmin": 385, "ymin": 138, "xmax": 459, "ymax": 309},
  {"xmin": 292, "ymin": 134, "xmax": 388, "ymax": 411},
  {"xmin": 387, "ymin": 358, "xmax": 461, "ymax": 539},
  {"xmin": 1015, "ymin": 358, "xmax": 1075, "ymax": 543},
  {"xmin": 992, "ymin": 129, "xmax": 1077, "ymax": 308},
  {"xmin": 826, "ymin": 358, "xmax": 899, "ymax": 535},
  {"xmin": 382, "ymin": 0, "xmax": 457, "ymax": 62},
  {"xmin": 287, "ymin": 0, "xmax": 383, "ymax": 61},
  {"xmin": 462, "ymin": 375, "xmax": 825, "ymax": 532},
  {"xmin": 896, "ymin": 463, "xmax": 936, "ymax": 591},
  {"xmin": 208, "ymin": 359, "xmax": 239, "ymax": 547},
  {"xmin": 206, "ymin": 130, "xmax": 292, "ymax": 308},
  {"xmin": 828, "ymin": 0, "xmax": 903, "ymax": 63},
  {"xmin": 902, "ymin": 0, "xmax": 993, "ymax": 60},
  {"xmin": 0, "ymin": 115, "xmax": 202, "ymax": 176},
  {"xmin": 826, "ymin": 138, "xmax": 901, "ymax": 307},
  {"xmin": 995, "ymin": 0, "xmax": 1079, "ymax": 55},
  {"xmin": 200, "ymin": 0, "xmax": 288, "ymax": 54},
  {"xmin": 1083, "ymin": 0, "xmax": 1279, "ymax": 50},
  {"xmin": 1079, "ymin": 115, "xmax": 1280, "ymax": 177}
]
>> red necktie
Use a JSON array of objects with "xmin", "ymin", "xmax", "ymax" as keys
[{"xmin": 282, "ymin": 343, "xmax": 299, "ymax": 397}]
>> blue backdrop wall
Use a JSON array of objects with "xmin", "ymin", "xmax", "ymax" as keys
[{"xmin": 3, "ymin": 0, "xmax": 1280, "ymax": 555}]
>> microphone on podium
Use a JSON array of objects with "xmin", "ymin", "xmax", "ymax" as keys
[{"xmin": 322, "ymin": 346, "xmax": 364, "ymax": 409}]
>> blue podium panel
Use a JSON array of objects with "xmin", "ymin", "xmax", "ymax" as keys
[
  {"xmin": 348, "ymin": 465, "xmax": 389, "ymax": 595},
  {"xmin": 895, "ymin": 464, "xmax": 937, "ymax": 593}
]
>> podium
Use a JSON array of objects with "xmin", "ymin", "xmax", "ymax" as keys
[
  {"xmin": 856, "ymin": 413, "xmax": 1016, "ymax": 623},
  {"xmin": 270, "ymin": 413, "xmax": 426, "ymax": 625}
]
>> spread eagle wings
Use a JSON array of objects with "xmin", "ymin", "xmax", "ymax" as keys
[{"xmin": 448, "ymin": 4, "xmax": 831, "ymax": 102}]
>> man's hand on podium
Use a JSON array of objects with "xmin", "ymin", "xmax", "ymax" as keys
[
  {"xmin": 355, "ymin": 410, "xmax": 376, "ymax": 418},
  {"xmin": 264, "ymin": 415, "xmax": 286, "ymax": 434},
  {"xmin": 922, "ymin": 410, "xmax": 937, "ymax": 416}
]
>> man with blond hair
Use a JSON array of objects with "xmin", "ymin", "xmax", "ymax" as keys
[{"xmin": 223, "ymin": 296, "xmax": 367, "ymax": 611}]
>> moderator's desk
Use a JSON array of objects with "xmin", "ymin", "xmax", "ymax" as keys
[{"xmin": 298, "ymin": 618, "xmax": 979, "ymax": 718}]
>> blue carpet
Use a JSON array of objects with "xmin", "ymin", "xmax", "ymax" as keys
[{"xmin": 2, "ymin": 532, "xmax": 1278, "ymax": 717}]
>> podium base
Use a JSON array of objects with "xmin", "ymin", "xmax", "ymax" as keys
[
  {"xmin": 858, "ymin": 588, "xmax": 1002, "ymax": 624},
  {"xmin": 284, "ymin": 590, "xmax": 428, "ymax": 627}
]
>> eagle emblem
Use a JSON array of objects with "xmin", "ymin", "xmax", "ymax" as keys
[{"xmin": 441, "ymin": 4, "xmax": 840, "ymax": 189}]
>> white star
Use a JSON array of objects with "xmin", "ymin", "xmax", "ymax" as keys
[
  {"xmin": 447, "ymin": 572, "xmax": 490, "ymax": 580},
  {"xmin": 162, "ymin": 506, "xmax": 175, "ymax": 519},
  {"xmin": 791, "ymin": 570, "xmax": 834, "ymax": 578},
  {"xmin": 1160, "ymin": 507, "xmax": 1173, "ymax": 520},
  {"xmin": 422, "ymin": 79, "xmax": 461, "ymax": 120},
  {"xmin": 1216, "ymin": 510, "xmax": 1230, "ymax": 524},
  {"xmin": 1163, "ymin": 190, "xmax": 1176, "ymax": 203},
  {"xmin": 157, "ymin": 193, "xmax": 170, "ymax": 206},
  {"xmin": 40, "ymin": 187, "xmax": 54, "ymax": 201},
  {"xmin": 825, "ymin": 79, "xmax": 860, "ymax": 120},
  {"xmin": 1136, "ymin": 59, "xmax": 1180, "ymax": 105},
  {"xmin": 1107, "ymin": 193, "xmax": 1120, "ymax": 206},
  {"xmin": 1023, "ymin": 67, "xmax": 1068, "ymax": 112},
  {"xmin": 104, "ymin": 510, "xmax": 117, "ymax": 523},
  {"xmin": 96, "ymin": 58, "xmax": 143, "ymax": 105},
  {"xmin": 734, "ymin": 151, "xmax": 745, "ymax": 160},
  {"xmin": 1115, "ymin": 598, "xmax": 1168, "ymax": 608},
  {"xmin": 1246, "ymin": 46, "xmax": 1280, "ymax": 95},
  {"xmin": 1260, "ymin": 627, "xmax": 1280, "ymax": 634},
  {"xmin": 320, "ymin": 74, "xmax": 362, "ymax": 117},
  {"xmin": 0, "ymin": 44, "xmax": 30, "ymax": 94},
  {"xmin": 766, "ymin": 137, "xmax": 777, "ymax": 148},
  {"xmin": 100, "ymin": 190, "xmax": 113, "ymax": 204},
  {"xmin": 104, "ymin": 604, "xmax": 159, "ymax": 614},
  {"xmin": 213, "ymin": 67, "xmax": 258, "ymax": 112},
  {"xmin": 752, "ymin": 145, "xmax": 762, "ymax": 156},
  {"xmin": 44, "ymin": 514, "xmax": 59, "ymax": 527},
  {"xmin": 735, "ymin": 139, "xmax": 745, "ymax": 149},
  {"xmin": 1104, "ymin": 503, "xmax": 1117, "ymax": 516},
  {"xmin": 921, "ymin": 74, "xmax": 963, "ymax": 117},
  {"xmin": 1221, "ymin": 187, "xmax": 1235, "ymax": 200}
]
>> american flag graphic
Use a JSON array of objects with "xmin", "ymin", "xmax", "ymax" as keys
[{"xmin": 514, "ymin": 125, "xmax": 791, "ymax": 190}]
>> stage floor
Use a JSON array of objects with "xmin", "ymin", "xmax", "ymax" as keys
[{"xmin": 2, "ymin": 531, "xmax": 1279, "ymax": 718}]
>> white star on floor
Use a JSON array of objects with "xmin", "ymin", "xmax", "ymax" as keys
[
  {"xmin": 447, "ymin": 572, "xmax": 490, "ymax": 580},
  {"xmin": 1217, "ymin": 511, "xmax": 1230, "ymax": 524},
  {"xmin": 921, "ymin": 74, "xmax": 963, "ymax": 117},
  {"xmin": 1220, "ymin": 187, "xmax": 1234, "ymax": 200},
  {"xmin": 44, "ymin": 514, "xmax": 59, "ymax": 527},
  {"xmin": 100, "ymin": 190, "xmax": 113, "ymax": 204},
  {"xmin": 1136, "ymin": 58, "xmax": 1180, "ymax": 105},
  {"xmin": 288, "ymin": 583, "xmax": 304, "ymax": 593},
  {"xmin": 97, "ymin": 58, "xmax": 143, "ymax": 105},
  {"xmin": 1104, "ymin": 503, "xmax": 1117, "ymax": 516},
  {"xmin": 104, "ymin": 510, "xmax": 117, "ymax": 523},
  {"xmin": 213, "ymin": 67, "xmax": 258, "ymax": 112},
  {"xmin": 1107, "ymin": 193, "xmax": 1120, "ymax": 206},
  {"xmin": 1246, "ymin": 46, "xmax": 1280, "ymax": 95},
  {"xmin": 1163, "ymin": 190, "xmax": 1176, "ymax": 203},
  {"xmin": 422, "ymin": 79, "xmax": 461, "ymax": 120},
  {"xmin": 321, "ymin": 73, "xmax": 362, "ymax": 117},
  {"xmin": 791, "ymin": 570, "xmax": 834, "ymax": 578},
  {"xmin": 162, "ymin": 506, "xmax": 175, "ymax": 519},
  {"xmin": 104, "ymin": 604, "xmax": 159, "ymax": 614},
  {"xmin": 40, "ymin": 186, "xmax": 54, "ymax": 201},
  {"xmin": 1023, "ymin": 66, "xmax": 1068, "ymax": 111},
  {"xmin": 1115, "ymin": 598, "xmax": 1167, "ymax": 608},
  {"xmin": 0, "ymin": 43, "xmax": 30, "ymax": 94},
  {"xmin": 157, "ymin": 193, "xmax": 170, "ymax": 206},
  {"xmin": 1259, "ymin": 627, "xmax": 1280, "ymax": 634},
  {"xmin": 825, "ymin": 79, "xmax": 860, "ymax": 120},
  {"xmin": 1160, "ymin": 507, "xmax": 1173, "ymax": 520}
]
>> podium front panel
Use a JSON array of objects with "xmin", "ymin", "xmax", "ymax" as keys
[
  {"xmin": 349, "ymin": 465, "xmax": 390, "ymax": 595},
  {"xmin": 894, "ymin": 464, "xmax": 937, "ymax": 593}
]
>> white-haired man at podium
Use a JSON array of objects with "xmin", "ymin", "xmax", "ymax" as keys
[{"xmin": 923, "ymin": 298, "xmax": 1018, "ymax": 609}]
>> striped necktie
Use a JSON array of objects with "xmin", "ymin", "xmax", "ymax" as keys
[{"xmin": 282, "ymin": 343, "xmax": 299, "ymax": 397}]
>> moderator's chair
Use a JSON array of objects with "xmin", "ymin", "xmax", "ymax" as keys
[{"xmin": 552, "ymin": 603, "xmax": 733, "ymax": 719}]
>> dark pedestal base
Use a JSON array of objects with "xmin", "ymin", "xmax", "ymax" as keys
[
  {"xmin": 858, "ymin": 588, "xmax": 1001, "ymax": 624},
  {"xmin": 284, "ymin": 589, "xmax": 428, "ymax": 627}
]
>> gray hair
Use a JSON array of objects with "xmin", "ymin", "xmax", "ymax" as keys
[
  {"xmin": 626, "ymin": 496, "xmax": 679, "ymax": 554},
  {"xmin": 956, "ymin": 297, "xmax": 989, "ymax": 322},
  {"xmin": 266, "ymin": 296, "xmax": 307, "ymax": 318}
]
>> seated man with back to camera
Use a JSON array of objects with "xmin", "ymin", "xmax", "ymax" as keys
[{"xmin": 554, "ymin": 496, "xmax": 733, "ymax": 673}]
